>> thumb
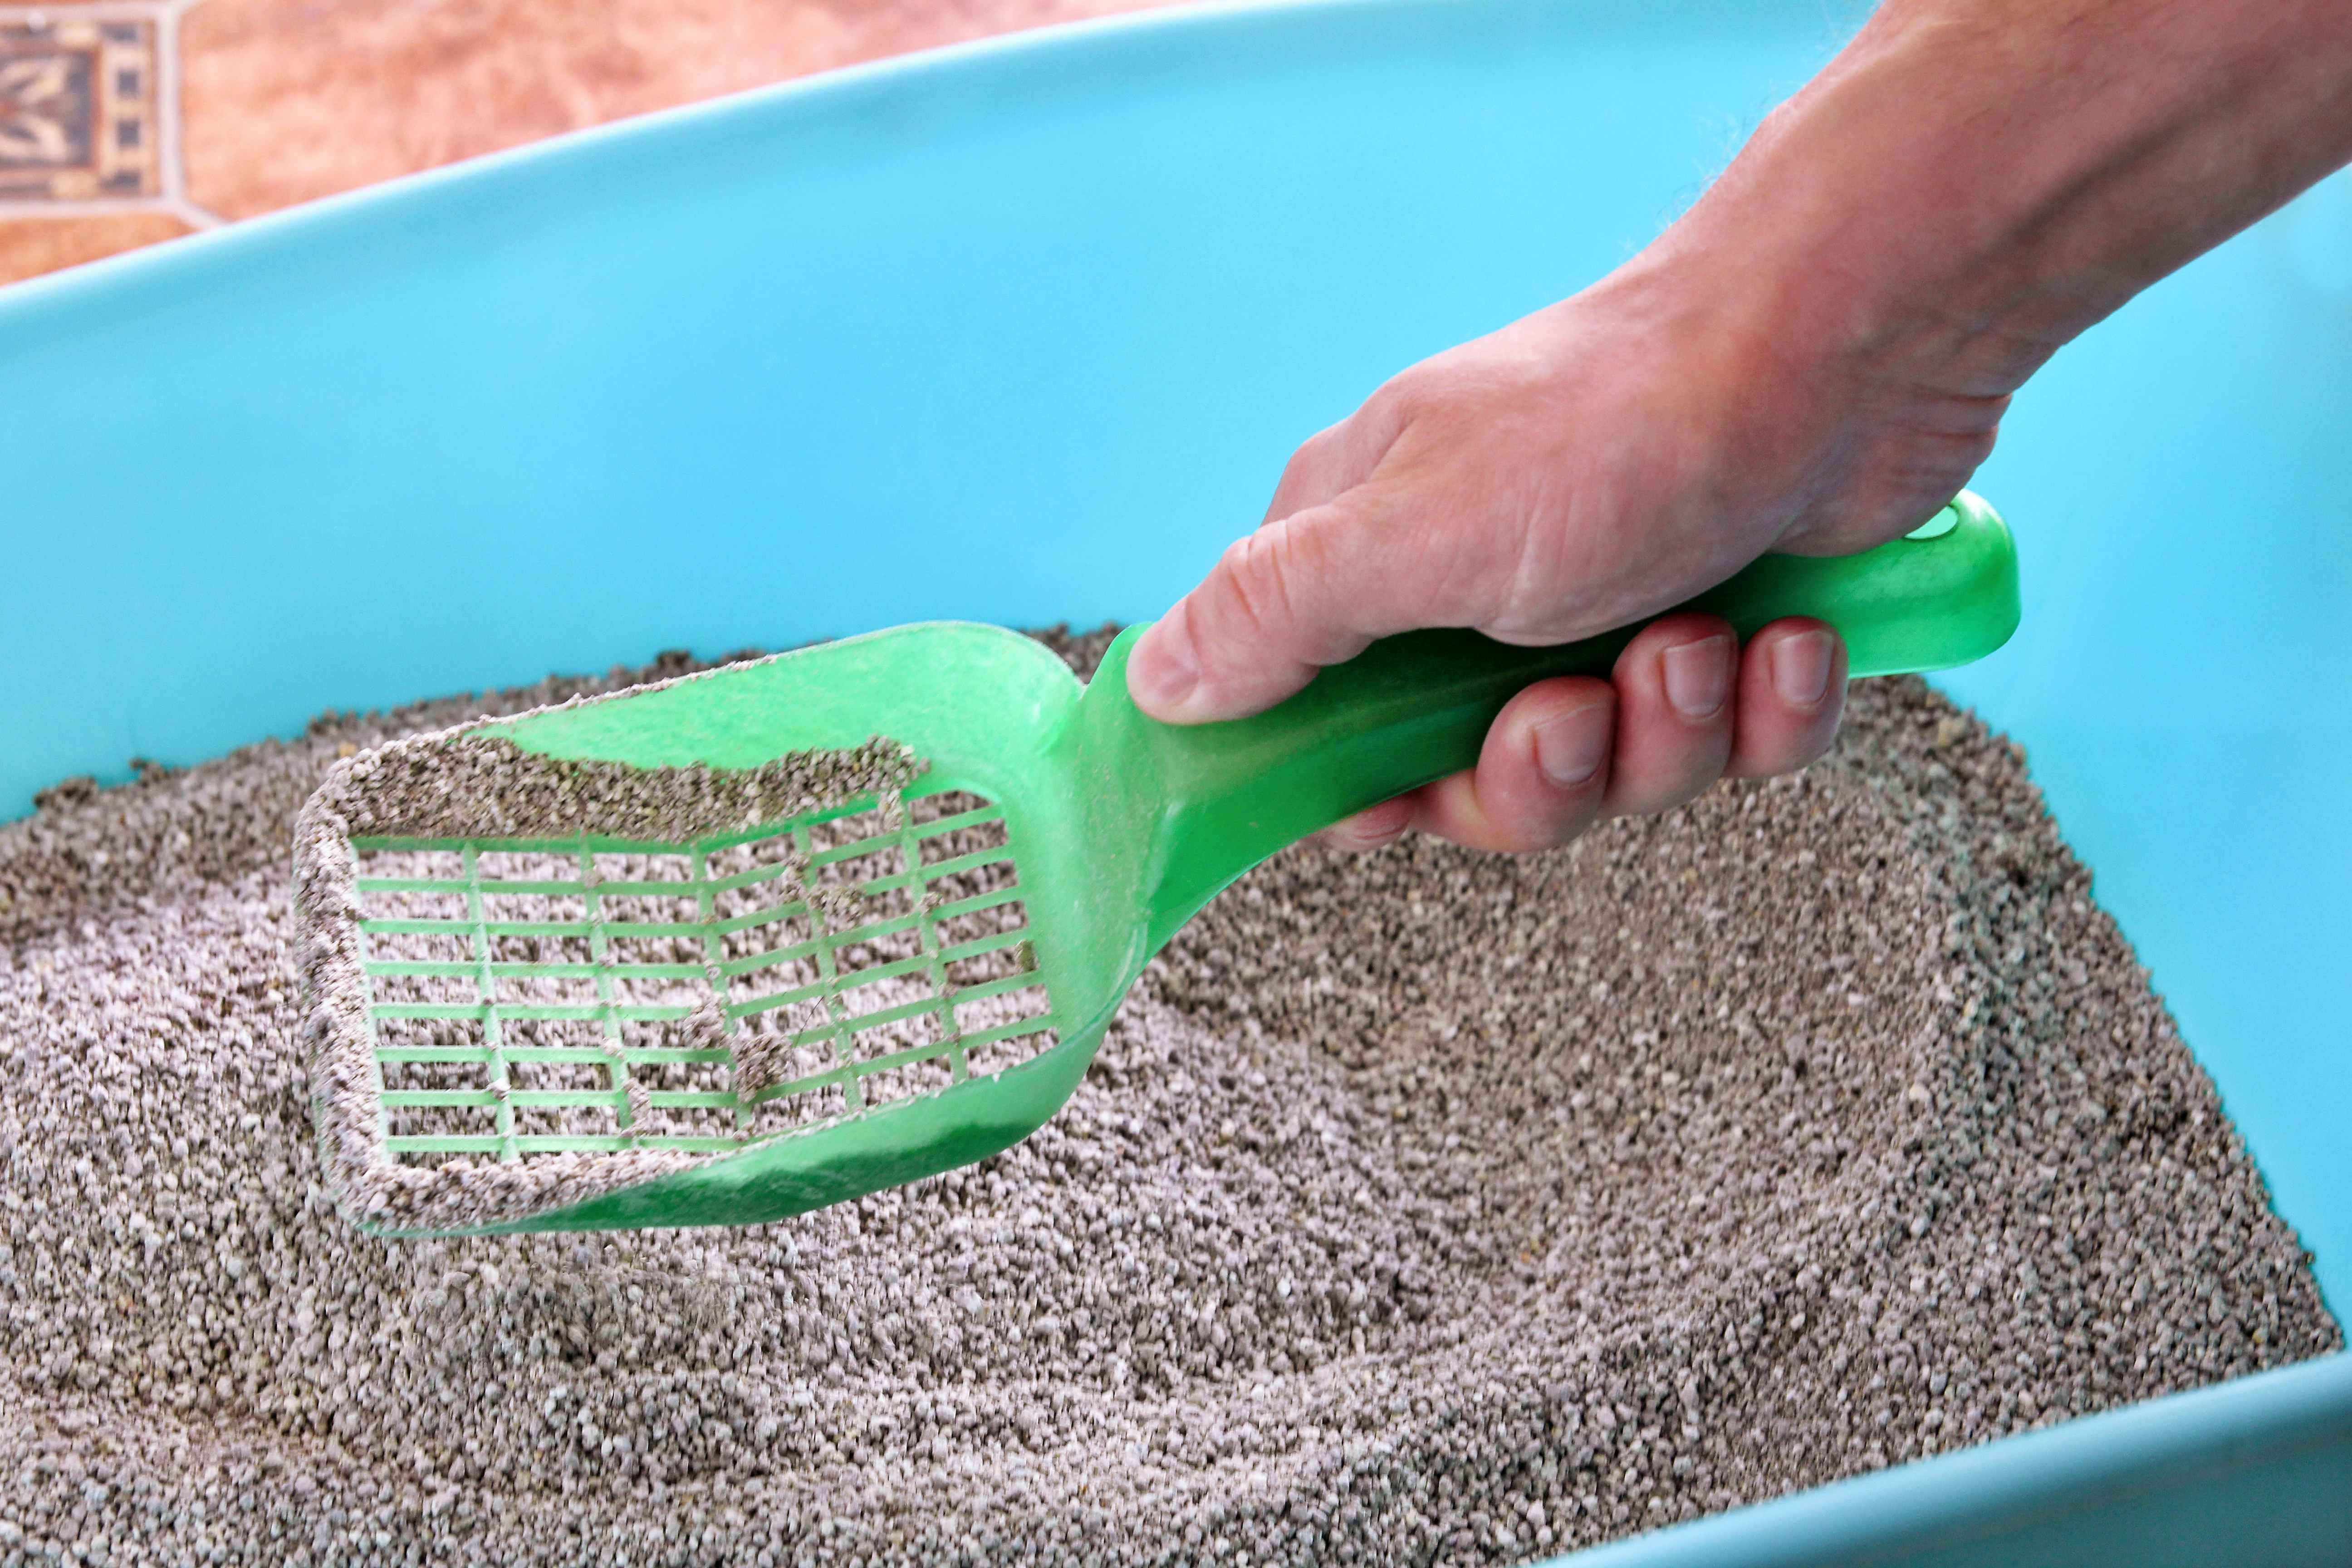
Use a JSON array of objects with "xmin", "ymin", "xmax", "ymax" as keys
[{"xmin": 1126, "ymin": 491, "xmax": 1431, "ymax": 723}]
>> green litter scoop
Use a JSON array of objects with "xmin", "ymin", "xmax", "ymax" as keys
[{"xmin": 294, "ymin": 492, "xmax": 2019, "ymax": 1237}]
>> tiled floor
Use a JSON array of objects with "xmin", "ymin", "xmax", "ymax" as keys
[{"xmin": 0, "ymin": 0, "xmax": 1178, "ymax": 288}]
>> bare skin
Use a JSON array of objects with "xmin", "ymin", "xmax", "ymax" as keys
[{"xmin": 1126, "ymin": 0, "xmax": 2352, "ymax": 852}]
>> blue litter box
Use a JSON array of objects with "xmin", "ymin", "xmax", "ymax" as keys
[{"xmin": 3, "ymin": 0, "xmax": 2347, "ymax": 1560}]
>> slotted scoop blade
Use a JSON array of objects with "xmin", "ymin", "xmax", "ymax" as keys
[{"xmin": 295, "ymin": 494, "xmax": 2017, "ymax": 1236}]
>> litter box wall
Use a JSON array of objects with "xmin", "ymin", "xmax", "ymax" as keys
[{"xmin": 1, "ymin": 0, "xmax": 2346, "ymax": 1561}]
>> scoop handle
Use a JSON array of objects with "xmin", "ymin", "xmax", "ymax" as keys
[{"xmin": 1114, "ymin": 491, "xmax": 2019, "ymax": 940}]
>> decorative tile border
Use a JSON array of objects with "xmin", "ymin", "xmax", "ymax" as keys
[{"xmin": 0, "ymin": 1, "xmax": 215, "ymax": 223}]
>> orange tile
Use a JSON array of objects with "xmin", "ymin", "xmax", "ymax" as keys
[
  {"xmin": 181, "ymin": 0, "xmax": 1183, "ymax": 223},
  {"xmin": 0, "ymin": 210, "xmax": 191, "ymax": 287}
]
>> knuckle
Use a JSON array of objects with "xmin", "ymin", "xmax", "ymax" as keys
[
  {"xmin": 1216, "ymin": 529, "xmax": 1301, "ymax": 650},
  {"xmin": 1270, "ymin": 436, "xmax": 1335, "ymax": 513},
  {"xmin": 1227, "ymin": 514, "xmax": 1362, "ymax": 662},
  {"xmin": 1285, "ymin": 423, "xmax": 1344, "ymax": 478},
  {"xmin": 1365, "ymin": 364, "xmax": 1448, "ymax": 433}
]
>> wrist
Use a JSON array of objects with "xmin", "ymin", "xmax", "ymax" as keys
[
  {"xmin": 1671, "ymin": 17, "xmax": 2075, "ymax": 407},
  {"xmin": 1677, "ymin": 0, "xmax": 2352, "ymax": 407}
]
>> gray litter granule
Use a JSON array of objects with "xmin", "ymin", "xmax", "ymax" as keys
[{"xmin": 0, "ymin": 629, "xmax": 2336, "ymax": 1568}]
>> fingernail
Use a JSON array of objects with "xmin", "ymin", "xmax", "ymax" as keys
[
  {"xmin": 1128, "ymin": 608, "xmax": 1200, "ymax": 715},
  {"xmin": 1771, "ymin": 629, "xmax": 1836, "ymax": 709},
  {"xmin": 1532, "ymin": 705, "xmax": 1610, "ymax": 787},
  {"xmin": 1662, "ymin": 635, "xmax": 1733, "ymax": 720}
]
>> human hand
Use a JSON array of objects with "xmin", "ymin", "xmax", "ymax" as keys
[
  {"xmin": 1126, "ymin": 0, "xmax": 2352, "ymax": 856},
  {"xmin": 1124, "ymin": 245, "xmax": 1998, "ymax": 853}
]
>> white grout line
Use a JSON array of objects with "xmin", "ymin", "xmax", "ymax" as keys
[
  {"xmin": 0, "ymin": 3, "xmax": 169, "ymax": 16},
  {"xmin": 0, "ymin": 195, "xmax": 186, "ymax": 217},
  {"xmin": 155, "ymin": 0, "xmax": 220, "ymax": 225}
]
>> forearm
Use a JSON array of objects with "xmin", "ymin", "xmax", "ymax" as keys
[{"xmin": 1677, "ymin": 0, "xmax": 2352, "ymax": 401}]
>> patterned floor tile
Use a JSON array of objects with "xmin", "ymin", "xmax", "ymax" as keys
[{"xmin": 0, "ymin": 1, "xmax": 208, "ymax": 220}]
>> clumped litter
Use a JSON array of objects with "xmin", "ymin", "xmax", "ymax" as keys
[
  {"xmin": 294, "ymin": 721, "xmax": 927, "ymax": 1237},
  {"xmin": 0, "ymin": 628, "xmax": 2336, "ymax": 1568}
]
